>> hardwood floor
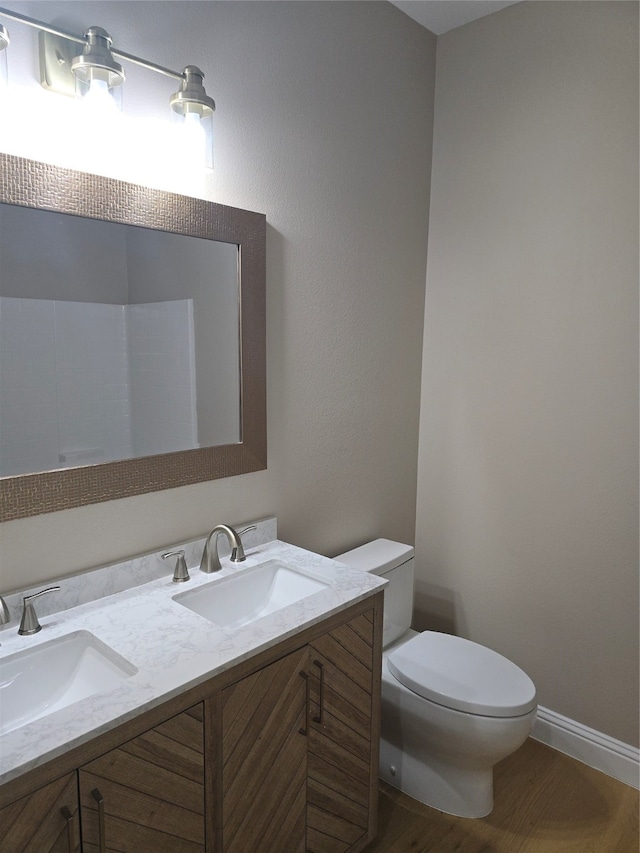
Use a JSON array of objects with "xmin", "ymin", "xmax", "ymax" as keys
[{"xmin": 364, "ymin": 738, "xmax": 639, "ymax": 852}]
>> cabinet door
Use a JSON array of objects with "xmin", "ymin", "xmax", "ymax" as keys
[
  {"xmin": 0, "ymin": 772, "xmax": 80, "ymax": 853},
  {"xmin": 79, "ymin": 703, "xmax": 205, "ymax": 852},
  {"xmin": 307, "ymin": 611, "xmax": 377, "ymax": 853},
  {"xmin": 219, "ymin": 646, "xmax": 309, "ymax": 853}
]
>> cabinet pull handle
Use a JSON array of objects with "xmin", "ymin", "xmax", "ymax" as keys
[
  {"xmin": 313, "ymin": 659, "xmax": 325, "ymax": 725},
  {"xmin": 91, "ymin": 788, "xmax": 106, "ymax": 853},
  {"xmin": 60, "ymin": 806, "xmax": 76, "ymax": 853},
  {"xmin": 299, "ymin": 670, "xmax": 310, "ymax": 735}
]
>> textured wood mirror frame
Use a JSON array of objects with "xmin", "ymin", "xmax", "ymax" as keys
[{"xmin": 0, "ymin": 153, "xmax": 266, "ymax": 521}]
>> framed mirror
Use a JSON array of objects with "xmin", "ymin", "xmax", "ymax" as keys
[{"xmin": 0, "ymin": 153, "xmax": 266, "ymax": 521}]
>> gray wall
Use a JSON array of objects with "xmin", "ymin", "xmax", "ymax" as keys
[
  {"xmin": 1, "ymin": 3, "xmax": 435, "ymax": 588},
  {"xmin": 416, "ymin": 1, "xmax": 639, "ymax": 746}
]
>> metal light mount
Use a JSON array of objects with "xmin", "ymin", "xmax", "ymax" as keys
[
  {"xmin": 169, "ymin": 65, "xmax": 215, "ymax": 119},
  {"xmin": 71, "ymin": 26, "xmax": 125, "ymax": 103},
  {"xmin": 40, "ymin": 27, "xmax": 124, "ymax": 106}
]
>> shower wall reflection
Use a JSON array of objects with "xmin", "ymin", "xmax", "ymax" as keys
[
  {"xmin": 0, "ymin": 296, "xmax": 198, "ymax": 476},
  {"xmin": 0, "ymin": 202, "xmax": 241, "ymax": 479}
]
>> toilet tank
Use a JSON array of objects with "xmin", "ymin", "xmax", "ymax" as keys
[{"xmin": 335, "ymin": 539, "xmax": 414, "ymax": 647}]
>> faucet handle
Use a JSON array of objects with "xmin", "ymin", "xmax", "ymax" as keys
[
  {"xmin": 230, "ymin": 525, "xmax": 257, "ymax": 563},
  {"xmin": 162, "ymin": 550, "xmax": 190, "ymax": 583},
  {"xmin": 0, "ymin": 596, "xmax": 10, "ymax": 626},
  {"xmin": 18, "ymin": 586, "xmax": 61, "ymax": 635}
]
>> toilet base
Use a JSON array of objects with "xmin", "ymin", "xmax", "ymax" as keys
[
  {"xmin": 378, "ymin": 629, "xmax": 537, "ymax": 819},
  {"xmin": 379, "ymin": 734, "xmax": 494, "ymax": 818}
]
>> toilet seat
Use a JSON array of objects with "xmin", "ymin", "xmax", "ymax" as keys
[{"xmin": 387, "ymin": 632, "xmax": 537, "ymax": 718}]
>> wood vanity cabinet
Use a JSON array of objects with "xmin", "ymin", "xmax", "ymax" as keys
[
  {"xmin": 216, "ymin": 646, "xmax": 309, "ymax": 852},
  {"xmin": 78, "ymin": 705, "xmax": 205, "ymax": 852},
  {"xmin": 306, "ymin": 611, "xmax": 377, "ymax": 853},
  {"xmin": 0, "ymin": 707, "xmax": 205, "ymax": 853},
  {"xmin": 0, "ymin": 772, "xmax": 80, "ymax": 853},
  {"xmin": 0, "ymin": 594, "xmax": 382, "ymax": 853},
  {"xmin": 214, "ymin": 607, "xmax": 379, "ymax": 853}
]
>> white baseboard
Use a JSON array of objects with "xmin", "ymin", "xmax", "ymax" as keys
[{"xmin": 531, "ymin": 706, "xmax": 639, "ymax": 790}]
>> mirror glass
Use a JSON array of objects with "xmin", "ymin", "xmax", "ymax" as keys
[
  {"xmin": 0, "ymin": 203, "xmax": 240, "ymax": 478},
  {"xmin": 0, "ymin": 153, "xmax": 266, "ymax": 521}
]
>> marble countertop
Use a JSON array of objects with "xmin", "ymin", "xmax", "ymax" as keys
[{"xmin": 0, "ymin": 536, "xmax": 385, "ymax": 787}]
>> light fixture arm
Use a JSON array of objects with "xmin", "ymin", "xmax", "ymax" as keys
[
  {"xmin": 109, "ymin": 47, "xmax": 183, "ymax": 82},
  {"xmin": 0, "ymin": 6, "xmax": 85, "ymax": 46},
  {"xmin": 0, "ymin": 6, "xmax": 191, "ymax": 83}
]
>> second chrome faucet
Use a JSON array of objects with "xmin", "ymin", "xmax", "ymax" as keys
[{"xmin": 200, "ymin": 524, "xmax": 257, "ymax": 574}]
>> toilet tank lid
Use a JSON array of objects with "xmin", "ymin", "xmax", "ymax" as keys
[{"xmin": 335, "ymin": 539, "xmax": 414, "ymax": 576}]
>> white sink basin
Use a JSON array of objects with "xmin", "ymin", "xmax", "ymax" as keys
[
  {"xmin": 0, "ymin": 630, "xmax": 137, "ymax": 735},
  {"xmin": 173, "ymin": 559, "xmax": 331, "ymax": 629}
]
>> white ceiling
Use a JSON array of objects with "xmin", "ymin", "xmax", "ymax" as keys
[{"xmin": 390, "ymin": 1, "xmax": 520, "ymax": 35}]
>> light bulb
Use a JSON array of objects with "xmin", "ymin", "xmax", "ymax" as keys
[
  {"xmin": 83, "ymin": 77, "xmax": 118, "ymax": 115},
  {"xmin": 181, "ymin": 110, "xmax": 207, "ymax": 162}
]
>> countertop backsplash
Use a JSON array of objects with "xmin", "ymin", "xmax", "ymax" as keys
[{"xmin": 0, "ymin": 516, "xmax": 277, "ymax": 627}]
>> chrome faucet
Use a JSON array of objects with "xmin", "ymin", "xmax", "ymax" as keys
[
  {"xmin": 162, "ymin": 549, "xmax": 190, "ymax": 583},
  {"xmin": 18, "ymin": 586, "xmax": 61, "ymax": 635},
  {"xmin": 0, "ymin": 596, "xmax": 10, "ymax": 643},
  {"xmin": 200, "ymin": 524, "xmax": 257, "ymax": 574},
  {"xmin": 0, "ymin": 596, "xmax": 9, "ymax": 627}
]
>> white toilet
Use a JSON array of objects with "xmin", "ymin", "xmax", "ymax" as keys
[{"xmin": 336, "ymin": 539, "xmax": 537, "ymax": 818}]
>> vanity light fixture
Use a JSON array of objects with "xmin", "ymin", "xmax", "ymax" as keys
[
  {"xmin": 70, "ymin": 26, "xmax": 125, "ymax": 112},
  {"xmin": 0, "ymin": 6, "xmax": 216, "ymax": 169},
  {"xmin": 170, "ymin": 65, "xmax": 215, "ymax": 171}
]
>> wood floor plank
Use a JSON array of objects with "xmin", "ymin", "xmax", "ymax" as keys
[{"xmin": 363, "ymin": 739, "xmax": 639, "ymax": 853}]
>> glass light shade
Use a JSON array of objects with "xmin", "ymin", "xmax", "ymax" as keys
[
  {"xmin": 76, "ymin": 73, "xmax": 123, "ymax": 114},
  {"xmin": 170, "ymin": 66, "xmax": 215, "ymax": 171},
  {"xmin": 0, "ymin": 49, "xmax": 7, "ymax": 90},
  {"xmin": 0, "ymin": 25, "xmax": 9, "ymax": 89},
  {"xmin": 178, "ymin": 107, "xmax": 214, "ymax": 171},
  {"xmin": 71, "ymin": 27, "xmax": 124, "ymax": 112}
]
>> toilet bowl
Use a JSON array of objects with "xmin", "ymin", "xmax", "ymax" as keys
[{"xmin": 336, "ymin": 539, "xmax": 537, "ymax": 818}]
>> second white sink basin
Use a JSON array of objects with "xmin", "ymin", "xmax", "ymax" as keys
[
  {"xmin": 173, "ymin": 559, "xmax": 331, "ymax": 629},
  {"xmin": 0, "ymin": 630, "xmax": 137, "ymax": 736}
]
